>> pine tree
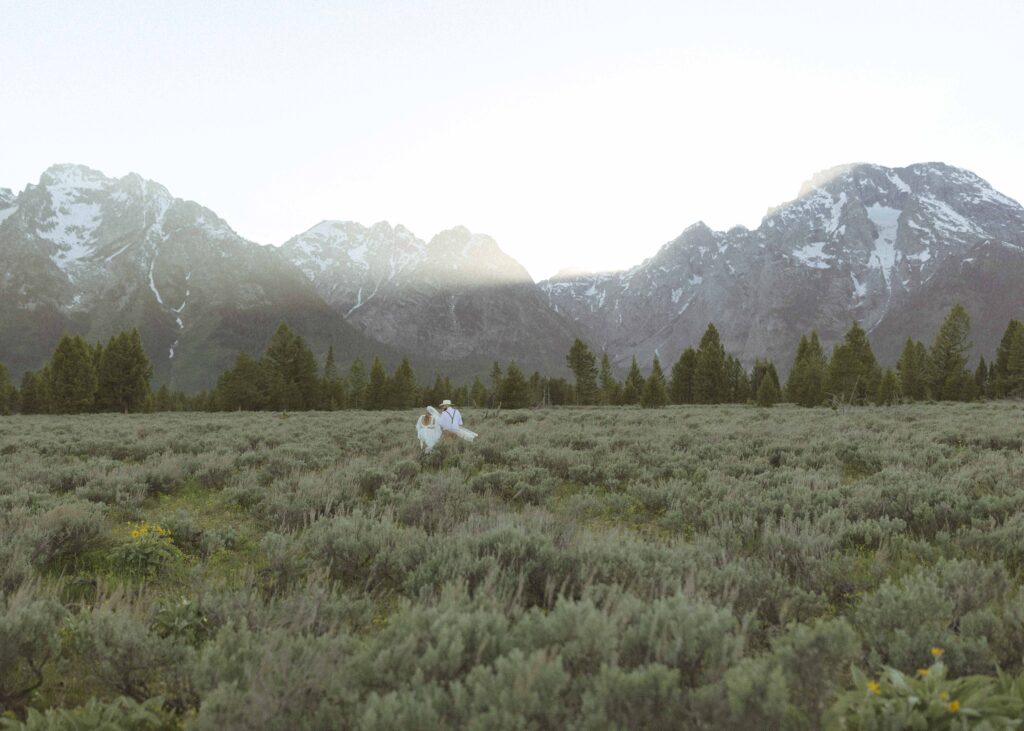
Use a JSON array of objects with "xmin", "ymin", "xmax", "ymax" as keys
[
  {"xmin": 693, "ymin": 324, "xmax": 727, "ymax": 404},
  {"xmin": 1008, "ymin": 329, "xmax": 1024, "ymax": 398},
  {"xmin": 896, "ymin": 337, "xmax": 929, "ymax": 401},
  {"xmin": 528, "ymin": 371, "xmax": 544, "ymax": 406},
  {"xmin": 598, "ymin": 352, "xmax": 621, "ymax": 405},
  {"xmin": 154, "ymin": 384, "xmax": 174, "ymax": 412},
  {"xmin": 321, "ymin": 346, "xmax": 347, "ymax": 410},
  {"xmin": 621, "ymin": 356, "xmax": 644, "ymax": 405},
  {"xmin": 751, "ymin": 359, "xmax": 780, "ymax": 406},
  {"xmin": 876, "ymin": 368, "xmax": 901, "ymax": 405},
  {"xmin": 96, "ymin": 330, "xmax": 153, "ymax": 413},
  {"xmin": 827, "ymin": 322, "xmax": 880, "ymax": 405},
  {"xmin": 974, "ymin": 357, "xmax": 989, "ymax": 400},
  {"xmin": 365, "ymin": 356, "xmax": 389, "ymax": 409},
  {"xmin": 50, "ymin": 334, "xmax": 98, "ymax": 413},
  {"xmin": 928, "ymin": 303, "xmax": 972, "ymax": 401},
  {"xmin": 389, "ymin": 357, "xmax": 419, "ymax": 409},
  {"xmin": 348, "ymin": 358, "xmax": 368, "ymax": 409},
  {"xmin": 992, "ymin": 320, "xmax": 1024, "ymax": 398},
  {"xmin": 262, "ymin": 323, "xmax": 321, "ymax": 410},
  {"xmin": 499, "ymin": 361, "xmax": 530, "ymax": 408},
  {"xmin": 470, "ymin": 376, "xmax": 487, "ymax": 407},
  {"xmin": 755, "ymin": 371, "xmax": 781, "ymax": 407},
  {"xmin": 785, "ymin": 332, "xmax": 827, "ymax": 407},
  {"xmin": 216, "ymin": 352, "xmax": 269, "ymax": 411},
  {"xmin": 0, "ymin": 363, "xmax": 12, "ymax": 415},
  {"xmin": 640, "ymin": 355, "xmax": 669, "ymax": 408},
  {"xmin": 490, "ymin": 362, "xmax": 503, "ymax": 399},
  {"xmin": 669, "ymin": 348, "xmax": 697, "ymax": 405},
  {"xmin": 725, "ymin": 356, "xmax": 751, "ymax": 403},
  {"xmin": 19, "ymin": 370, "xmax": 50, "ymax": 414},
  {"xmin": 566, "ymin": 338, "xmax": 598, "ymax": 405}
]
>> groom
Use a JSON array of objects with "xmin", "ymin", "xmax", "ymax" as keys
[{"xmin": 437, "ymin": 399, "xmax": 463, "ymax": 437}]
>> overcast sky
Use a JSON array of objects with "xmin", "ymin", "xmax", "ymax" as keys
[{"xmin": 2, "ymin": 0, "xmax": 1022, "ymax": 280}]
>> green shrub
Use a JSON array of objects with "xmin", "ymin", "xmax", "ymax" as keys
[{"xmin": 1, "ymin": 696, "xmax": 177, "ymax": 731}]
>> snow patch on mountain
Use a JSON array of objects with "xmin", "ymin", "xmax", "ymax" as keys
[
  {"xmin": 792, "ymin": 241, "xmax": 833, "ymax": 269},
  {"xmin": 39, "ymin": 180, "xmax": 104, "ymax": 269},
  {"xmin": 0, "ymin": 206, "xmax": 18, "ymax": 226},
  {"xmin": 866, "ymin": 204, "xmax": 901, "ymax": 286}
]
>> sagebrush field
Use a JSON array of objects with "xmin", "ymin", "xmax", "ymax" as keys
[{"xmin": 3, "ymin": 403, "xmax": 1024, "ymax": 729}]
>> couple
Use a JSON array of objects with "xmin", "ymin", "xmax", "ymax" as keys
[{"xmin": 416, "ymin": 399, "xmax": 477, "ymax": 452}]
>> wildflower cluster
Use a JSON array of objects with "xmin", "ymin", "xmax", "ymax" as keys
[
  {"xmin": 128, "ymin": 522, "xmax": 172, "ymax": 542},
  {"xmin": 828, "ymin": 648, "xmax": 1024, "ymax": 729},
  {"xmin": 110, "ymin": 522, "xmax": 183, "ymax": 579}
]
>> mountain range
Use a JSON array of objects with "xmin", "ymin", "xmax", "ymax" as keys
[{"xmin": 2, "ymin": 161, "xmax": 1023, "ymax": 390}]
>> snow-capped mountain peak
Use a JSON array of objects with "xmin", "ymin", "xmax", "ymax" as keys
[{"xmin": 542, "ymin": 162, "xmax": 1024, "ymax": 373}]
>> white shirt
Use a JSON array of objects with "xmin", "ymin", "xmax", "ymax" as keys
[{"xmin": 438, "ymin": 407, "xmax": 463, "ymax": 431}]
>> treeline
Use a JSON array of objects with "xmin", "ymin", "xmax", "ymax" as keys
[
  {"xmin": 2, "ymin": 304, "xmax": 1023, "ymax": 415},
  {"xmin": 563, "ymin": 303, "xmax": 1024, "ymax": 408},
  {"xmin": 1, "ymin": 330, "xmax": 154, "ymax": 415}
]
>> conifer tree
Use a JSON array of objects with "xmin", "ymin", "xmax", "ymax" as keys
[
  {"xmin": 499, "ymin": 361, "xmax": 530, "ymax": 408},
  {"xmin": 725, "ymin": 356, "xmax": 751, "ymax": 403},
  {"xmin": 217, "ymin": 352, "xmax": 270, "ymax": 411},
  {"xmin": 876, "ymin": 368, "xmax": 901, "ymax": 405},
  {"xmin": 50, "ymin": 334, "xmax": 98, "ymax": 413},
  {"xmin": 321, "ymin": 346, "xmax": 347, "ymax": 410},
  {"xmin": 751, "ymin": 359, "xmax": 780, "ymax": 405},
  {"xmin": 263, "ymin": 323, "xmax": 320, "ymax": 409},
  {"xmin": 974, "ymin": 357, "xmax": 989, "ymax": 400},
  {"xmin": 389, "ymin": 357, "xmax": 419, "ymax": 409},
  {"xmin": 640, "ymin": 355, "xmax": 669, "ymax": 408},
  {"xmin": 490, "ymin": 362, "xmax": 503, "ymax": 397},
  {"xmin": 365, "ymin": 356, "xmax": 389, "ymax": 409},
  {"xmin": 154, "ymin": 384, "xmax": 174, "ymax": 412},
  {"xmin": 755, "ymin": 370, "xmax": 781, "ymax": 407},
  {"xmin": 786, "ymin": 332, "xmax": 827, "ymax": 407},
  {"xmin": 827, "ymin": 322, "xmax": 880, "ymax": 405},
  {"xmin": 693, "ymin": 324, "xmax": 727, "ymax": 404},
  {"xmin": 470, "ymin": 376, "xmax": 487, "ymax": 407},
  {"xmin": 348, "ymin": 358, "xmax": 367, "ymax": 409},
  {"xmin": 0, "ymin": 363, "xmax": 12, "ymax": 415},
  {"xmin": 896, "ymin": 337, "xmax": 929, "ymax": 401},
  {"xmin": 528, "ymin": 371, "xmax": 544, "ymax": 405},
  {"xmin": 621, "ymin": 356, "xmax": 644, "ymax": 405},
  {"xmin": 96, "ymin": 330, "xmax": 153, "ymax": 413},
  {"xmin": 992, "ymin": 319, "xmax": 1024, "ymax": 398},
  {"xmin": 669, "ymin": 348, "xmax": 697, "ymax": 405},
  {"xmin": 928, "ymin": 303, "xmax": 972, "ymax": 401},
  {"xmin": 598, "ymin": 352, "xmax": 621, "ymax": 405},
  {"xmin": 566, "ymin": 338, "xmax": 599, "ymax": 405},
  {"xmin": 19, "ymin": 370, "xmax": 50, "ymax": 414}
]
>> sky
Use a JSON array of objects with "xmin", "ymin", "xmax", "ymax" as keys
[{"xmin": 2, "ymin": 0, "xmax": 1022, "ymax": 281}]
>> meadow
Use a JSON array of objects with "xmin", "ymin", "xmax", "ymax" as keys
[{"xmin": 2, "ymin": 403, "xmax": 1024, "ymax": 729}]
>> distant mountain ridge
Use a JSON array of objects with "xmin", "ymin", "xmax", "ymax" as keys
[
  {"xmin": 281, "ymin": 222, "xmax": 582, "ymax": 375},
  {"xmin": 3, "ymin": 161, "xmax": 1023, "ymax": 391},
  {"xmin": 0, "ymin": 164, "xmax": 391, "ymax": 390},
  {"xmin": 541, "ymin": 162, "xmax": 1024, "ymax": 372}
]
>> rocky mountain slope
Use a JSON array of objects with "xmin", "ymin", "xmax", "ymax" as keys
[
  {"xmin": 0, "ymin": 165, "xmax": 390, "ymax": 391},
  {"xmin": 281, "ymin": 222, "xmax": 583, "ymax": 375},
  {"xmin": 542, "ymin": 163, "xmax": 1024, "ymax": 372}
]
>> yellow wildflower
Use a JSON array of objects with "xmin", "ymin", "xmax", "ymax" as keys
[
  {"xmin": 131, "ymin": 530, "xmax": 140, "ymax": 538},
  {"xmin": 916, "ymin": 668, "xmax": 929, "ymax": 677},
  {"xmin": 948, "ymin": 700, "xmax": 960, "ymax": 713},
  {"xmin": 866, "ymin": 680, "xmax": 881, "ymax": 695},
  {"xmin": 939, "ymin": 691, "xmax": 949, "ymax": 701},
  {"xmin": 931, "ymin": 647, "xmax": 944, "ymax": 658}
]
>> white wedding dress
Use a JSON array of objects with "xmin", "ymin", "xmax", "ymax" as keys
[{"xmin": 416, "ymin": 405, "xmax": 477, "ymax": 452}]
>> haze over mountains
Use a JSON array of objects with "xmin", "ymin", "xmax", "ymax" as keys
[{"xmin": 2, "ymin": 162, "xmax": 1023, "ymax": 391}]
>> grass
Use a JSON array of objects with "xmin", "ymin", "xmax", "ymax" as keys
[{"xmin": 2, "ymin": 402, "xmax": 1024, "ymax": 728}]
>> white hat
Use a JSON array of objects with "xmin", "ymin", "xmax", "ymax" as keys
[{"xmin": 440, "ymin": 399, "xmax": 453, "ymax": 407}]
